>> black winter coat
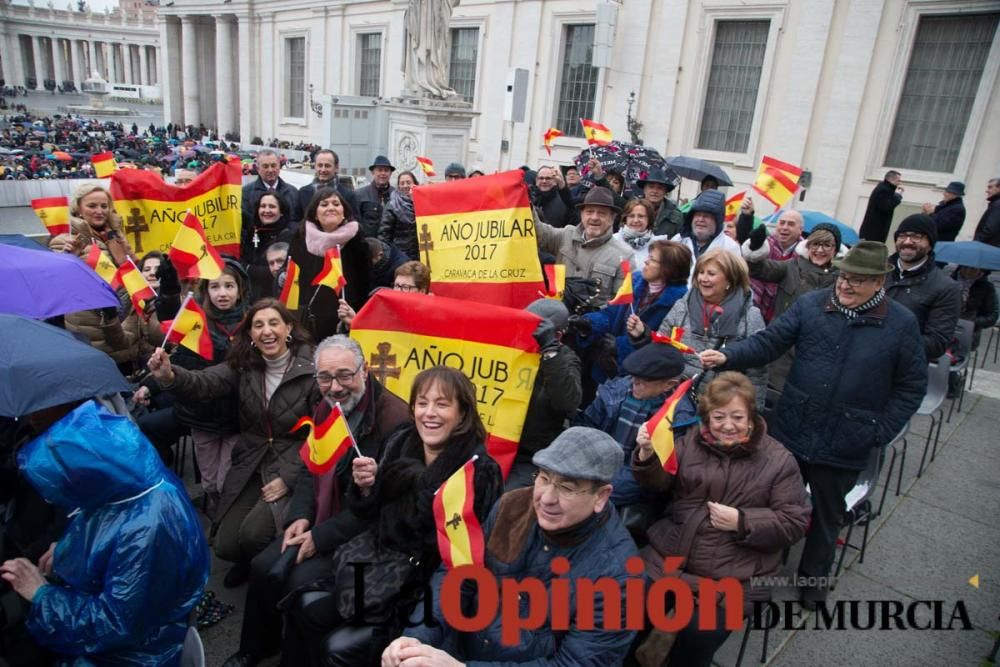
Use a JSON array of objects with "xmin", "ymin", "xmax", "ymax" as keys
[
  {"xmin": 858, "ymin": 179, "xmax": 902, "ymax": 243},
  {"xmin": 378, "ymin": 194, "xmax": 419, "ymax": 261},
  {"xmin": 517, "ymin": 344, "xmax": 582, "ymax": 462},
  {"xmin": 297, "ymin": 181, "xmax": 360, "ymax": 230},
  {"xmin": 721, "ymin": 289, "xmax": 927, "ymax": 470},
  {"xmin": 288, "ymin": 225, "xmax": 372, "ymax": 342},
  {"xmin": 242, "ymin": 177, "xmax": 300, "ymax": 227},
  {"xmin": 531, "ymin": 186, "xmax": 578, "ymax": 228},
  {"xmin": 885, "ymin": 253, "xmax": 961, "ymax": 360},
  {"xmin": 240, "ymin": 219, "xmax": 293, "ymax": 300},
  {"xmin": 355, "ymin": 184, "xmax": 395, "ymax": 239},
  {"xmin": 953, "ymin": 270, "xmax": 999, "ymax": 348},
  {"xmin": 974, "ymin": 193, "xmax": 1000, "ymax": 247},
  {"xmin": 931, "ymin": 198, "xmax": 966, "ymax": 242}
]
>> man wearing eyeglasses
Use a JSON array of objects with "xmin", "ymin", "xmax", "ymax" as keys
[
  {"xmin": 884, "ymin": 214, "xmax": 961, "ymax": 361},
  {"xmin": 699, "ymin": 241, "xmax": 927, "ymax": 610},
  {"xmin": 384, "ymin": 427, "xmax": 639, "ymax": 667},
  {"xmin": 222, "ymin": 335, "xmax": 410, "ymax": 667},
  {"xmin": 530, "ymin": 165, "xmax": 578, "ymax": 228}
]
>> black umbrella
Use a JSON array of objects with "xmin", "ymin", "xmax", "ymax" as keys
[
  {"xmin": 0, "ymin": 314, "xmax": 131, "ymax": 417},
  {"xmin": 573, "ymin": 141, "xmax": 670, "ymax": 191},
  {"xmin": 665, "ymin": 156, "xmax": 733, "ymax": 186}
]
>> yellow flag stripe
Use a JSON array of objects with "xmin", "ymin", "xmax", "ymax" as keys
[{"xmin": 440, "ymin": 463, "xmax": 474, "ymax": 566}]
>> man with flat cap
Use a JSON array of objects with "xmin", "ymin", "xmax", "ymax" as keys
[
  {"xmin": 576, "ymin": 341, "xmax": 697, "ymax": 513},
  {"xmin": 535, "ymin": 186, "xmax": 632, "ymax": 306},
  {"xmin": 355, "ymin": 155, "xmax": 396, "ymax": 238},
  {"xmin": 638, "ymin": 169, "xmax": 684, "ymax": 237},
  {"xmin": 700, "ymin": 241, "xmax": 927, "ymax": 609},
  {"xmin": 922, "ymin": 181, "xmax": 966, "ymax": 243},
  {"xmin": 382, "ymin": 427, "xmax": 639, "ymax": 666}
]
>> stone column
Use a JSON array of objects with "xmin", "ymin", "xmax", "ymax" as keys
[
  {"xmin": 149, "ymin": 47, "xmax": 158, "ymax": 86},
  {"xmin": 180, "ymin": 16, "xmax": 201, "ymax": 126},
  {"xmin": 51, "ymin": 38, "xmax": 65, "ymax": 87},
  {"xmin": 237, "ymin": 15, "xmax": 251, "ymax": 141},
  {"xmin": 138, "ymin": 44, "xmax": 148, "ymax": 86},
  {"xmin": 88, "ymin": 40, "xmax": 97, "ymax": 77},
  {"xmin": 69, "ymin": 40, "xmax": 82, "ymax": 90},
  {"xmin": 259, "ymin": 12, "xmax": 274, "ymax": 140},
  {"xmin": 215, "ymin": 16, "xmax": 236, "ymax": 136},
  {"xmin": 0, "ymin": 32, "xmax": 8, "ymax": 85},
  {"xmin": 102, "ymin": 41, "xmax": 112, "ymax": 80},
  {"xmin": 160, "ymin": 18, "xmax": 183, "ymax": 124},
  {"xmin": 32, "ymin": 35, "xmax": 45, "ymax": 86},
  {"xmin": 122, "ymin": 44, "xmax": 133, "ymax": 84},
  {"xmin": 5, "ymin": 33, "xmax": 25, "ymax": 87}
]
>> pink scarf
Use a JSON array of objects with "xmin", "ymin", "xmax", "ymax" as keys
[{"xmin": 305, "ymin": 219, "xmax": 359, "ymax": 256}]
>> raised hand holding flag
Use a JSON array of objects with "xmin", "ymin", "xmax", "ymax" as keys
[
  {"xmin": 160, "ymin": 292, "xmax": 213, "ymax": 359},
  {"xmin": 293, "ymin": 401, "xmax": 362, "ymax": 474},
  {"xmin": 312, "ymin": 246, "xmax": 347, "ymax": 295},
  {"xmin": 168, "ymin": 211, "xmax": 225, "ymax": 280},
  {"xmin": 644, "ymin": 378, "xmax": 694, "ymax": 474}
]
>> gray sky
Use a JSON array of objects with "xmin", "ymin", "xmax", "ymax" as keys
[{"xmin": 12, "ymin": 0, "xmax": 121, "ymax": 13}]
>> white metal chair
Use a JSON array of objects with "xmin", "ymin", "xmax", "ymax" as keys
[
  {"xmin": 946, "ymin": 320, "xmax": 975, "ymax": 422},
  {"xmin": 916, "ymin": 358, "xmax": 950, "ymax": 478},
  {"xmin": 834, "ymin": 445, "xmax": 885, "ymax": 582},
  {"xmin": 179, "ymin": 626, "xmax": 205, "ymax": 667},
  {"xmin": 878, "ymin": 425, "xmax": 908, "ymax": 516},
  {"xmin": 980, "ymin": 324, "xmax": 999, "ymax": 369}
]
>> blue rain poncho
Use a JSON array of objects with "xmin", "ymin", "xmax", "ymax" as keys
[{"xmin": 17, "ymin": 401, "xmax": 209, "ymax": 666}]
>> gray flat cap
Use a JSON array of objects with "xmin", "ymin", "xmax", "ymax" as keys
[{"xmin": 532, "ymin": 426, "xmax": 623, "ymax": 484}]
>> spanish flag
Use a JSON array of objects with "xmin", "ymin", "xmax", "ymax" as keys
[
  {"xmin": 416, "ymin": 156, "xmax": 436, "ymax": 178},
  {"xmin": 644, "ymin": 377, "xmax": 693, "ymax": 474},
  {"xmin": 433, "ymin": 455, "xmax": 485, "ymax": 569},
  {"xmin": 162, "ymin": 293, "xmax": 213, "ymax": 360},
  {"xmin": 168, "ymin": 211, "xmax": 225, "ymax": 280},
  {"xmin": 543, "ymin": 263, "xmax": 566, "ymax": 300},
  {"xmin": 115, "ymin": 258, "xmax": 156, "ymax": 317},
  {"xmin": 85, "ymin": 243, "xmax": 120, "ymax": 288},
  {"xmin": 412, "ymin": 170, "xmax": 545, "ymax": 309},
  {"xmin": 91, "ymin": 151, "xmax": 118, "ymax": 178},
  {"xmin": 724, "ymin": 191, "xmax": 745, "ymax": 223},
  {"xmin": 580, "ymin": 119, "xmax": 612, "ymax": 146},
  {"xmin": 351, "ymin": 290, "xmax": 541, "ymax": 477},
  {"xmin": 651, "ymin": 327, "xmax": 696, "ymax": 354},
  {"xmin": 279, "ymin": 257, "xmax": 300, "ymax": 310},
  {"xmin": 31, "ymin": 196, "xmax": 70, "ymax": 236},
  {"xmin": 752, "ymin": 156, "xmax": 803, "ymax": 210},
  {"xmin": 293, "ymin": 401, "xmax": 357, "ymax": 475},
  {"xmin": 110, "ymin": 160, "xmax": 243, "ymax": 257},
  {"xmin": 543, "ymin": 128, "xmax": 563, "ymax": 156},
  {"xmin": 607, "ymin": 261, "xmax": 633, "ymax": 306},
  {"xmin": 312, "ymin": 246, "xmax": 347, "ymax": 295}
]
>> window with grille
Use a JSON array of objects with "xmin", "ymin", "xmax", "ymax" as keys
[
  {"xmin": 697, "ymin": 20, "xmax": 769, "ymax": 153},
  {"xmin": 449, "ymin": 28, "xmax": 479, "ymax": 104},
  {"xmin": 885, "ymin": 13, "xmax": 999, "ymax": 173},
  {"xmin": 285, "ymin": 37, "xmax": 305, "ymax": 118},
  {"xmin": 555, "ymin": 24, "xmax": 598, "ymax": 137},
  {"xmin": 358, "ymin": 33, "xmax": 382, "ymax": 97}
]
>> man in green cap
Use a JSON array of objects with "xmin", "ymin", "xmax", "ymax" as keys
[{"xmin": 699, "ymin": 241, "xmax": 928, "ymax": 609}]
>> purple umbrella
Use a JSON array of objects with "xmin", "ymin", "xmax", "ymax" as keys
[{"xmin": 0, "ymin": 244, "xmax": 120, "ymax": 319}]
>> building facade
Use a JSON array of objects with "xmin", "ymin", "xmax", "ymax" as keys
[
  {"xmin": 0, "ymin": 0, "xmax": 161, "ymax": 96},
  {"xmin": 156, "ymin": 0, "xmax": 1000, "ymax": 234}
]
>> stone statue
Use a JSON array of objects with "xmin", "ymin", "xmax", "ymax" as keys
[{"xmin": 403, "ymin": 0, "xmax": 461, "ymax": 99}]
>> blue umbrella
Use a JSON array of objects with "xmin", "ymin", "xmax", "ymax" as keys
[
  {"xmin": 0, "ymin": 314, "xmax": 130, "ymax": 417},
  {"xmin": 933, "ymin": 241, "xmax": 1000, "ymax": 271},
  {"xmin": 800, "ymin": 211, "xmax": 860, "ymax": 246},
  {"xmin": 0, "ymin": 244, "xmax": 121, "ymax": 319}
]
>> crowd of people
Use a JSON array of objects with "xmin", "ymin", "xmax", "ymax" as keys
[{"xmin": 1, "ymin": 144, "xmax": 998, "ymax": 667}]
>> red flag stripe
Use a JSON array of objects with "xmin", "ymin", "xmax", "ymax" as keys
[
  {"xmin": 31, "ymin": 196, "xmax": 69, "ymax": 209},
  {"xmin": 761, "ymin": 155, "xmax": 804, "ymax": 178},
  {"xmin": 411, "ymin": 170, "xmax": 531, "ymax": 217}
]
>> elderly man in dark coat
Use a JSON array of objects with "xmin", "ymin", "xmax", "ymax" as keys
[
  {"xmin": 922, "ymin": 181, "xmax": 966, "ymax": 242},
  {"xmin": 383, "ymin": 427, "xmax": 639, "ymax": 667},
  {"xmin": 858, "ymin": 170, "xmax": 904, "ymax": 243},
  {"xmin": 700, "ymin": 241, "xmax": 927, "ymax": 609},
  {"xmin": 885, "ymin": 214, "xmax": 962, "ymax": 361},
  {"xmin": 354, "ymin": 155, "xmax": 396, "ymax": 238},
  {"xmin": 973, "ymin": 177, "xmax": 1000, "ymax": 246}
]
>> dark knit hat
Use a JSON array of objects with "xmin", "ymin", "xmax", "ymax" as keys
[
  {"xmin": 807, "ymin": 222, "xmax": 842, "ymax": 250},
  {"xmin": 444, "ymin": 163, "xmax": 466, "ymax": 178},
  {"xmin": 894, "ymin": 213, "xmax": 938, "ymax": 247},
  {"xmin": 622, "ymin": 342, "xmax": 685, "ymax": 380}
]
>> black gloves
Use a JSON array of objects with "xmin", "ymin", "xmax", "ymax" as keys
[
  {"xmin": 156, "ymin": 256, "xmax": 181, "ymax": 296},
  {"xmin": 749, "ymin": 224, "xmax": 768, "ymax": 251},
  {"xmin": 533, "ymin": 319, "xmax": 559, "ymax": 354}
]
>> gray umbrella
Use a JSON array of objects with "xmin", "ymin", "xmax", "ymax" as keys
[{"xmin": 665, "ymin": 156, "xmax": 734, "ymax": 186}]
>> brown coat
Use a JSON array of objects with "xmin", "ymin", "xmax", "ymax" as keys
[
  {"xmin": 163, "ymin": 344, "xmax": 319, "ymax": 519},
  {"xmin": 632, "ymin": 418, "xmax": 810, "ymax": 611}
]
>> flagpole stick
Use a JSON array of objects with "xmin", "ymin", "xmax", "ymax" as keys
[
  {"xmin": 158, "ymin": 291, "xmax": 193, "ymax": 351},
  {"xmin": 434, "ymin": 454, "xmax": 479, "ymax": 496}
]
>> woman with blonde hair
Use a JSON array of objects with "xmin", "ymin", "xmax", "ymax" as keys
[{"xmin": 645, "ymin": 249, "xmax": 767, "ymax": 406}]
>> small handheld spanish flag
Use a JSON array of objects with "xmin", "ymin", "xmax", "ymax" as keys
[
  {"xmin": 85, "ymin": 243, "xmax": 120, "ymax": 288},
  {"xmin": 416, "ymin": 156, "xmax": 436, "ymax": 178},
  {"xmin": 752, "ymin": 155, "xmax": 803, "ymax": 210},
  {"xmin": 542, "ymin": 263, "xmax": 566, "ymax": 300},
  {"xmin": 161, "ymin": 292, "xmax": 213, "ymax": 360},
  {"xmin": 543, "ymin": 128, "xmax": 563, "ymax": 156},
  {"xmin": 168, "ymin": 211, "xmax": 225, "ymax": 281},
  {"xmin": 31, "ymin": 196, "xmax": 71, "ymax": 236},
  {"xmin": 644, "ymin": 378, "xmax": 694, "ymax": 474},
  {"xmin": 580, "ymin": 119, "xmax": 613, "ymax": 147},
  {"xmin": 279, "ymin": 257, "xmax": 300, "ymax": 310},
  {"xmin": 115, "ymin": 257, "xmax": 157, "ymax": 317},
  {"xmin": 607, "ymin": 260, "xmax": 634, "ymax": 306},
  {"xmin": 724, "ymin": 191, "xmax": 745, "ymax": 223},
  {"xmin": 312, "ymin": 246, "xmax": 347, "ymax": 295},
  {"xmin": 651, "ymin": 327, "xmax": 697, "ymax": 354},
  {"xmin": 91, "ymin": 151, "xmax": 118, "ymax": 178},
  {"xmin": 293, "ymin": 401, "xmax": 358, "ymax": 475},
  {"xmin": 433, "ymin": 455, "xmax": 485, "ymax": 569}
]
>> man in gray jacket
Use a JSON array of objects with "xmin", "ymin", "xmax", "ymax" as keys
[{"xmin": 354, "ymin": 155, "xmax": 396, "ymax": 238}]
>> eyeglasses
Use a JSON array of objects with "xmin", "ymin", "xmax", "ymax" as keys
[
  {"xmin": 314, "ymin": 363, "xmax": 363, "ymax": 386},
  {"xmin": 836, "ymin": 274, "xmax": 874, "ymax": 288},
  {"xmin": 536, "ymin": 176, "xmax": 555, "ymax": 182},
  {"xmin": 532, "ymin": 471, "xmax": 597, "ymax": 500},
  {"xmin": 393, "ymin": 283, "xmax": 421, "ymax": 292},
  {"xmin": 644, "ymin": 256, "xmax": 662, "ymax": 265},
  {"xmin": 809, "ymin": 241, "xmax": 835, "ymax": 249},
  {"xmin": 896, "ymin": 232, "xmax": 926, "ymax": 242}
]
